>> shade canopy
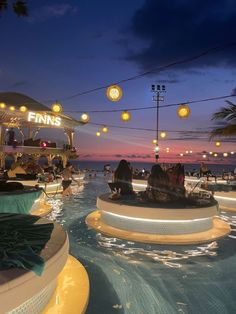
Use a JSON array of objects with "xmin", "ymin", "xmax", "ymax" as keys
[{"xmin": 0, "ymin": 92, "xmax": 85, "ymax": 130}]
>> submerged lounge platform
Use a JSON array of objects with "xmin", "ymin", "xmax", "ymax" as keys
[{"xmin": 86, "ymin": 193, "xmax": 231, "ymax": 245}]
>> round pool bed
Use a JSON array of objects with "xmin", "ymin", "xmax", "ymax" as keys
[
  {"xmin": 86, "ymin": 193, "xmax": 231, "ymax": 245},
  {"xmin": 0, "ymin": 218, "xmax": 89, "ymax": 314}
]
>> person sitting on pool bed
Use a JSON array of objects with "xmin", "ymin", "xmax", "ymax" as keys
[
  {"xmin": 113, "ymin": 159, "xmax": 134, "ymax": 195},
  {"xmin": 62, "ymin": 162, "xmax": 79, "ymax": 196},
  {"xmin": 145, "ymin": 164, "xmax": 172, "ymax": 203}
]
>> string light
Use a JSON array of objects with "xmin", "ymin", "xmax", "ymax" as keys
[
  {"xmin": 177, "ymin": 104, "xmax": 190, "ymax": 119},
  {"xmin": 215, "ymin": 141, "xmax": 221, "ymax": 147},
  {"xmin": 96, "ymin": 132, "xmax": 101, "ymax": 137},
  {"xmin": 106, "ymin": 85, "xmax": 122, "ymax": 102},
  {"xmin": 0, "ymin": 102, "xmax": 6, "ymax": 109},
  {"xmin": 102, "ymin": 126, "xmax": 108, "ymax": 133},
  {"xmin": 152, "ymin": 139, "xmax": 157, "ymax": 144},
  {"xmin": 19, "ymin": 105, "xmax": 27, "ymax": 112},
  {"xmin": 160, "ymin": 131, "xmax": 166, "ymax": 139},
  {"xmin": 121, "ymin": 110, "xmax": 131, "ymax": 122},
  {"xmin": 80, "ymin": 113, "xmax": 90, "ymax": 123},
  {"xmin": 52, "ymin": 102, "xmax": 63, "ymax": 113}
]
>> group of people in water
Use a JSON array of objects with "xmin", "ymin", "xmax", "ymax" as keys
[{"xmin": 112, "ymin": 159, "xmax": 185, "ymax": 203}]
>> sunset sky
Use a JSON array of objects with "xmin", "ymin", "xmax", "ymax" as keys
[{"xmin": 1, "ymin": 0, "xmax": 236, "ymax": 163}]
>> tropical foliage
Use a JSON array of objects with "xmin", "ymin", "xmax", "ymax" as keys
[
  {"xmin": 210, "ymin": 100, "xmax": 236, "ymax": 138},
  {"xmin": 0, "ymin": 0, "xmax": 28, "ymax": 16}
]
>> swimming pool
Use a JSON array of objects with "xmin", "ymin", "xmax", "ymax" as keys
[{"xmin": 48, "ymin": 174, "xmax": 236, "ymax": 314}]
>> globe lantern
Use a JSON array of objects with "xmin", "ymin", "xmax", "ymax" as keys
[
  {"xmin": 0, "ymin": 102, "xmax": 6, "ymax": 109},
  {"xmin": 106, "ymin": 85, "xmax": 122, "ymax": 102},
  {"xmin": 121, "ymin": 110, "xmax": 131, "ymax": 122},
  {"xmin": 160, "ymin": 131, "xmax": 166, "ymax": 139},
  {"xmin": 102, "ymin": 126, "xmax": 108, "ymax": 133},
  {"xmin": 81, "ymin": 113, "xmax": 90, "ymax": 123},
  {"xmin": 19, "ymin": 105, "xmax": 27, "ymax": 113},
  {"xmin": 177, "ymin": 104, "xmax": 190, "ymax": 119},
  {"xmin": 52, "ymin": 102, "xmax": 63, "ymax": 114}
]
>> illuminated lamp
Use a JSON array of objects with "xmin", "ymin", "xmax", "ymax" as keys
[
  {"xmin": 215, "ymin": 141, "xmax": 221, "ymax": 147},
  {"xmin": 9, "ymin": 106, "xmax": 15, "ymax": 111},
  {"xmin": 177, "ymin": 104, "xmax": 190, "ymax": 119},
  {"xmin": 121, "ymin": 110, "xmax": 131, "ymax": 122},
  {"xmin": 0, "ymin": 102, "xmax": 6, "ymax": 109},
  {"xmin": 223, "ymin": 152, "xmax": 228, "ymax": 157},
  {"xmin": 96, "ymin": 132, "xmax": 101, "ymax": 137},
  {"xmin": 189, "ymin": 150, "xmax": 193, "ymax": 154},
  {"xmin": 166, "ymin": 147, "xmax": 170, "ymax": 153},
  {"xmin": 152, "ymin": 139, "xmax": 157, "ymax": 144},
  {"xmin": 52, "ymin": 102, "xmax": 62, "ymax": 114},
  {"xmin": 106, "ymin": 85, "xmax": 122, "ymax": 102},
  {"xmin": 160, "ymin": 131, "xmax": 166, "ymax": 139},
  {"xmin": 213, "ymin": 153, "xmax": 218, "ymax": 157},
  {"xmin": 19, "ymin": 105, "xmax": 27, "ymax": 113},
  {"xmin": 102, "ymin": 126, "xmax": 108, "ymax": 133},
  {"xmin": 180, "ymin": 153, "xmax": 184, "ymax": 157},
  {"xmin": 185, "ymin": 150, "xmax": 189, "ymax": 154},
  {"xmin": 81, "ymin": 113, "xmax": 90, "ymax": 123},
  {"xmin": 203, "ymin": 154, "xmax": 207, "ymax": 158},
  {"xmin": 231, "ymin": 151, "xmax": 234, "ymax": 155},
  {"xmin": 209, "ymin": 151, "xmax": 213, "ymax": 155},
  {"xmin": 41, "ymin": 141, "xmax": 47, "ymax": 149}
]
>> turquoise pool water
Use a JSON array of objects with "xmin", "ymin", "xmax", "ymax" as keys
[{"xmin": 49, "ymin": 174, "xmax": 236, "ymax": 314}]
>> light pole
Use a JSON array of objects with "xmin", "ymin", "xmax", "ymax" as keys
[{"xmin": 151, "ymin": 84, "xmax": 166, "ymax": 162}]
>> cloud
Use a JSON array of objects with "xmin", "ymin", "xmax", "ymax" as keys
[
  {"xmin": 125, "ymin": 0, "xmax": 236, "ymax": 70},
  {"xmin": 114, "ymin": 154, "xmax": 152, "ymax": 159},
  {"xmin": 29, "ymin": 4, "xmax": 78, "ymax": 22}
]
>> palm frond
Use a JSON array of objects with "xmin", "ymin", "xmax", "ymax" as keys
[
  {"xmin": 211, "ymin": 101, "xmax": 236, "ymax": 121},
  {"xmin": 12, "ymin": 1, "xmax": 28, "ymax": 16},
  {"xmin": 210, "ymin": 124, "xmax": 236, "ymax": 139},
  {"xmin": 0, "ymin": 0, "xmax": 8, "ymax": 11}
]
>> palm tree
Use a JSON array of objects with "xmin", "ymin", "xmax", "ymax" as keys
[
  {"xmin": 0, "ymin": 0, "xmax": 28, "ymax": 16},
  {"xmin": 210, "ymin": 100, "xmax": 236, "ymax": 138}
]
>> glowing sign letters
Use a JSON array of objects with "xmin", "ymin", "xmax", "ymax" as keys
[{"xmin": 28, "ymin": 111, "xmax": 61, "ymax": 126}]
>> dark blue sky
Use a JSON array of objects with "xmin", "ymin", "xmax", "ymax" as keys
[{"xmin": 1, "ymin": 0, "xmax": 236, "ymax": 162}]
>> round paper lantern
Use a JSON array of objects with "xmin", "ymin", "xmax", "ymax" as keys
[
  {"xmin": 160, "ymin": 131, "xmax": 166, "ymax": 139},
  {"xmin": 81, "ymin": 113, "xmax": 90, "ymax": 123},
  {"xmin": 121, "ymin": 110, "xmax": 131, "ymax": 122},
  {"xmin": 177, "ymin": 104, "xmax": 190, "ymax": 119},
  {"xmin": 102, "ymin": 126, "xmax": 108, "ymax": 133},
  {"xmin": 106, "ymin": 85, "xmax": 122, "ymax": 102},
  {"xmin": 52, "ymin": 102, "xmax": 62, "ymax": 114},
  {"xmin": 0, "ymin": 102, "xmax": 6, "ymax": 109},
  {"xmin": 19, "ymin": 105, "xmax": 27, "ymax": 113}
]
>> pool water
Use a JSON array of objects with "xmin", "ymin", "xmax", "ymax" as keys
[{"xmin": 48, "ymin": 174, "xmax": 236, "ymax": 314}]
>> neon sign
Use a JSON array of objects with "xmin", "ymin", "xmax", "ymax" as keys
[{"xmin": 27, "ymin": 111, "xmax": 61, "ymax": 126}]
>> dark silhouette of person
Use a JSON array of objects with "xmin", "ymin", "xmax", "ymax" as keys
[
  {"xmin": 7, "ymin": 128, "xmax": 15, "ymax": 145},
  {"xmin": 113, "ymin": 159, "xmax": 133, "ymax": 195}
]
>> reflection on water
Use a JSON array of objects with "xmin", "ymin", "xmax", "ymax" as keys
[{"xmin": 47, "ymin": 175, "xmax": 236, "ymax": 314}]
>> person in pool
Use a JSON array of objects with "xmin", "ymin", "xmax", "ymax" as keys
[{"xmin": 62, "ymin": 162, "xmax": 79, "ymax": 196}]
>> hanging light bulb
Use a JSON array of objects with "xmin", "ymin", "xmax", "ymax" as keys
[
  {"xmin": 121, "ymin": 110, "xmax": 131, "ymax": 122},
  {"xmin": 52, "ymin": 101, "xmax": 63, "ymax": 113},
  {"xmin": 180, "ymin": 153, "xmax": 184, "ymax": 157},
  {"xmin": 213, "ymin": 153, "xmax": 218, "ymax": 157},
  {"xmin": 223, "ymin": 152, "xmax": 228, "ymax": 157},
  {"xmin": 177, "ymin": 104, "xmax": 190, "ymax": 119},
  {"xmin": 209, "ymin": 151, "xmax": 213, "ymax": 155},
  {"xmin": 152, "ymin": 139, "xmax": 157, "ymax": 144},
  {"xmin": 96, "ymin": 131, "xmax": 101, "ymax": 137},
  {"xmin": 102, "ymin": 126, "xmax": 108, "ymax": 133},
  {"xmin": 19, "ymin": 105, "xmax": 27, "ymax": 113},
  {"xmin": 231, "ymin": 151, "xmax": 234, "ymax": 155},
  {"xmin": 189, "ymin": 150, "xmax": 193, "ymax": 154},
  {"xmin": 160, "ymin": 131, "xmax": 166, "ymax": 139},
  {"xmin": 166, "ymin": 147, "xmax": 170, "ymax": 153},
  {"xmin": 9, "ymin": 106, "xmax": 15, "ymax": 111},
  {"xmin": 0, "ymin": 102, "xmax": 6, "ymax": 109},
  {"xmin": 106, "ymin": 85, "xmax": 122, "ymax": 102},
  {"xmin": 215, "ymin": 141, "xmax": 221, "ymax": 147},
  {"xmin": 185, "ymin": 150, "xmax": 189, "ymax": 154},
  {"xmin": 80, "ymin": 113, "xmax": 90, "ymax": 123},
  {"xmin": 202, "ymin": 154, "xmax": 207, "ymax": 158}
]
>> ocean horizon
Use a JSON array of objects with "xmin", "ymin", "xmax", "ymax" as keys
[{"xmin": 70, "ymin": 159, "xmax": 235, "ymax": 175}]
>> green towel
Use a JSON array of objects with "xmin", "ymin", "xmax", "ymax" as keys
[{"xmin": 0, "ymin": 213, "xmax": 54, "ymax": 276}]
